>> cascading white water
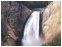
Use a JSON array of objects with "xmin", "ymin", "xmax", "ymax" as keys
[{"xmin": 22, "ymin": 11, "xmax": 41, "ymax": 46}]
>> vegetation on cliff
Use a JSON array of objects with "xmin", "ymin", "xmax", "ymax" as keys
[
  {"xmin": 1, "ymin": 1, "xmax": 61, "ymax": 46},
  {"xmin": 43, "ymin": 33, "xmax": 61, "ymax": 46}
]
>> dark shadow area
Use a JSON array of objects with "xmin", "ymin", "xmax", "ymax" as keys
[
  {"xmin": 39, "ymin": 12, "xmax": 43, "ymax": 36},
  {"xmin": 17, "ymin": 1, "xmax": 52, "ymax": 9},
  {"xmin": 15, "ymin": 39, "xmax": 22, "ymax": 46}
]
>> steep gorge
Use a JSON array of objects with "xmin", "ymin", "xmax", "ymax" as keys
[{"xmin": 1, "ymin": 1, "xmax": 61, "ymax": 46}]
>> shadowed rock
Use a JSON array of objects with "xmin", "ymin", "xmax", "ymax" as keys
[
  {"xmin": 1, "ymin": 1, "xmax": 61, "ymax": 46},
  {"xmin": 1, "ymin": 1, "xmax": 32, "ymax": 46}
]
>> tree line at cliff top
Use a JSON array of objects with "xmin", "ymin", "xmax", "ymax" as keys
[{"xmin": 17, "ymin": 1, "xmax": 52, "ymax": 9}]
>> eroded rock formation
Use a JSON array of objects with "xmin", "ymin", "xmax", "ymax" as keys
[
  {"xmin": 1, "ymin": 1, "xmax": 32, "ymax": 46},
  {"xmin": 1, "ymin": 1, "xmax": 61, "ymax": 46},
  {"xmin": 41, "ymin": 1, "xmax": 61, "ymax": 44}
]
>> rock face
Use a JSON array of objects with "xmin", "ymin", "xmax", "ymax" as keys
[
  {"xmin": 1, "ymin": 1, "xmax": 32, "ymax": 46},
  {"xmin": 1, "ymin": 1, "xmax": 61, "ymax": 46},
  {"xmin": 41, "ymin": 1, "xmax": 61, "ymax": 44}
]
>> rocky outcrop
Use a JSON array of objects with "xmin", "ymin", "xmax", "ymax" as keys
[
  {"xmin": 1, "ymin": 1, "xmax": 32, "ymax": 46},
  {"xmin": 41, "ymin": 1, "xmax": 61, "ymax": 44},
  {"xmin": 1, "ymin": 1, "xmax": 61, "ymax": 46}
]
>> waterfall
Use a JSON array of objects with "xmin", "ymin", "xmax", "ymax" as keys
[{"xmin": 22, "ymin": 11, "xmax": 41, "ymax": 46}]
